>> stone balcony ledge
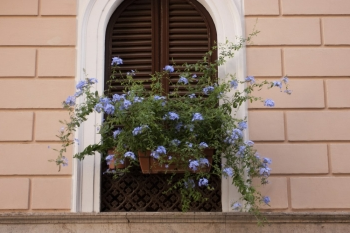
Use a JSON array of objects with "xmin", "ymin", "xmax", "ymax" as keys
[{"xmin": 1, "ymin": 212, "xmax": 350, "ymax": 224}]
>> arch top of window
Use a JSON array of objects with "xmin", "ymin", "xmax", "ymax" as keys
[{"xmin": 104, "ymin": 0, "xmax": 217, "ymax": 95}]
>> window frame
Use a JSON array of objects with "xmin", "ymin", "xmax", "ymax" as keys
[{"xmin": 74, "ymin": 0, "xmax": 247, "ymax": 213}]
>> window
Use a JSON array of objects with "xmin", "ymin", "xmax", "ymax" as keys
[{"xmin": 101, "ymin": 0, "xmax": 220, "ymax": 212}]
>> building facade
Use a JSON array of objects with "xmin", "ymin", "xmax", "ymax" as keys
[{"xmin": 1, "ymin": 0, "xmax": 350, "ymax": 232}]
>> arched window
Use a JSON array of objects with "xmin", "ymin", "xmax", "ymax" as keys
[{"xmin": 101, "ymin": 0, "xmax": 220, "ymax": 212}]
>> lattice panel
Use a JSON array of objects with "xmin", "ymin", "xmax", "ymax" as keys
[{"xmin": 101, "ymin": 165, "xmax": 221, "ymax": 212}]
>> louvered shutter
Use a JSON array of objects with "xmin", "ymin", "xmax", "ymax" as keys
[{"xmin": 105, "ymin": 0, "xmax": 217, "ymax": 95}]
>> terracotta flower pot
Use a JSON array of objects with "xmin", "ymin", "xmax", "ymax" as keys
[{"xmin": 138, "ymin": 148, "xmax": 214, "ymax": 174}]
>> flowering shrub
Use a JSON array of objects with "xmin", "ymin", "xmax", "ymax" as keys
[{"xmin": 53, "ymin": 37, "xmax": 291, "ymax": 222}]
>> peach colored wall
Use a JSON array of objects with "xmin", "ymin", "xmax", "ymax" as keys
[
  {"xmin": 0, "ymin": 0, "xmax": 76, "ymax": 212},
  {"xmin": 245, "ymin": 0, "xmax": 350, "ymax": 211}
]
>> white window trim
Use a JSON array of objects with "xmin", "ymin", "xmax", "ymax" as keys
[{"xmin": 73, "ymin": 0, "xmax": 248, "ymax": 213}]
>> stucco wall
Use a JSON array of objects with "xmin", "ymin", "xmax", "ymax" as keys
[
  {"xmin": 1, "ymin": 0, "xmax": 350, "ymax": 214},
  {"xmin": 0, "ymin": 0, "xmax": 76, "ymax": 212},
  {"xmin": 245, "ymin": 0, "xmax": 350, "ymax": 211}
]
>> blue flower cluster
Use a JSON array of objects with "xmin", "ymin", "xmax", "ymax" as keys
[
  {"xmin": 224, "ymin": 128, "xmax": 243, "ymax": 144},
  {"xmin": 124, "ymin": 151, "xmax": 136, "ymax": 160},
  {"xmin": 259, "ymin": 157, "xmax": 272, "ymax": 177},
  {"xmin": 223, "ymin": 167, "xmax": 234, "ymax": 177},
  {"xmin": 94, "ymin": 97, "xmax": 115, "ymax": 115},
  {"xmin": 113, "ymin": 128, "xmax": 122, "ymax": 139},
  {"xmin": 150, "ymin": 146, "xmax": 167, "ymax": 159},
  {"xmin": 192, "ymin": 113, "xmax": 204, "ymax": 121},
  {"xmin": 203, "ymin": 86, "xmax": 214, "ymax": 95},
  {"xmin": 163, "ymin": 65, "xmax": 174, "ymax": 73},
  {"xmin": 264, "ymin": 99, "xmax": 275, "ymax": 107},
  {"xmin": 132, "ymin": 125, "xmax": 148, "ymax": 136},
  {"xmin": 198, "ymin": 178, "xmax": 208, "ymax": 187},
  {"xmin": 163, "ymin": 112, "xmax": 179, "ymax": 120},
  {"xmin": 178, "ymin": 76, "xmax": 188, "ymax": 85},
  {"xmin": 230, "ymin": 80, "xmax": 238, "ymax": 89},
  {"xmin": 65, "ymin": 95, "xmax": 76, "ymax": 106},
  {"xmin": 188, "ymin": 157, "xmax": 209, "ymax": 171},
  {"xmin": 111, "ymin": 57, "xmax": 123, "ymax": 65},
  {"xmin": 245, "ymin": 76, "xmax": 255, "ymax": 84},
  {"xmin": 188, "ymin": 93, "xmax": 196, "ymax": 99}
]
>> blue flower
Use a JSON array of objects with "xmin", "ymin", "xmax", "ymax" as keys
[
  {"xmin": 186, "ymin": 142, "xmax": 193, "ymax": 148},
  {"xmin": 111, "ymin": 57, "xmax": 123, "ymax": 65},
  {"xmin": 171, "ymin": 139, "xmax": 181, "ymax": 146},
  {"xmin": 245, "ymin": 140, "xmax": 254, "ymax": 146},
  {"xmin": 263, "ymin": 196, "xmax": 271, "ymax": 205},
  {"xmin": 178, "ymin": 76, "xmax": 188, "ymax": 84},
  {"xmin": 113, "ymin": 129, "xmax": 122, "ymax": 139},
  {"xmin": 230, "ymin": 80, "xmax": 238, "ymax": 89},
  {"xmin": 255, "ymin": 152, "xmax": 260, "ymax": 159},
  {"xmin": 199, "ymin": 142, "xmax": 208, "ymax": 149},
  {"xmin": 199, "ymin": 158, "xmax": 209, "ymax": 166},
  {"xmin": 263, "ymin": 158, "xmax": 272, "ymax": 165},
  {"xmin": 94, "ymin": 103, "xmax": 103, "ymax": 113},
  {"xmin": 189, "ymin": 93, "xmax": 196, "ymax": 99},
  {"xmin": 189, "ymin": 160, "xmax": 199, "ymax": 171},
  {"xmin": 154, "ymin": 95, "xmax": 166, "ymax": 101},
  {"xmin": 237, "ymin": 145, "xmax": 246, "ymax": 157},
  {"xmin": 133, "ymin": 96, "xmax": 143, "ymax": 103},
  {"xmin": 273, "ymin": 81, "xmax": 282, "ymax": 89},
  {"xmin": 100, "ymin": 97, "xmax": 111, "ymax": 106},
  {"xmin": 203, "ymin": 86, "xmax": 214, "ymax": 95},
  {"xmin": 232, "ymin": 202, "xmax": 241, "ymax": 210},
  {"xmin": 74, "ymin": 90, "xmax": 83, "ymax": 97},
  {"xmin": 192, "ymin": 74, "xmax": 197, "ymax": 78},
  {"xmin": 259, "ymin": 167, "xmax": 271, "ymax": 176},
  {"xmin": 282, "ymin": 76, "xmax": 288, "ymax": 84},
  {"xmin": 105, "ymin": 154, "xmax": 114, "ymax": 165},
  {"xmin": 121, "ymin": 100, "xmax": 132, "ymax": 110},
  {"xmin": 284, "ymin": 89, "xmax": 292, "ymax": 95},
  {"xmin": 264, "ymin": 99, "xmax": 275, "ymax": 107},
  {"xmin": 124, "ymin": 151, "xmax": 136, "ymax": 160},
  {"xmin": 192, "ymin": 113, "xmax": 204, "ymax": 121},
  {"xmin": 112, "ymin": 94, "xmax": 125, "ymax": 102},
  {"xmin": 150, "ymin": 146, "xmax": 167, "ymax": 159},
  {"xmin": 156, "ymin": 146, "xmax": 167, "ymax": 155},
  {"xmin": 163, "ymin": 65, "xmax": 174, "ymax": 73},
  {"xmin": 76, "ymin": 80, "xmax": 87, "ymax": 90},
  {"xmin": 132, "ymin": 126, "xmax": 143, "ymax": 136},
  {"xmin": 65, "ymin": 96, "xmax": 76, "ymax": 106},
  {"xmin": 184, "ymin": 179, "xmax": 195, "ymax": 189},
  {"xmin": 238, "ymin": 121, "xmax": 247, "ymax": 130},
  {"xmin": 224, "ymin": 128, "xmax": 243, "ymax": 144},
  {"xmin": 104, "ymin": 103, "xmax": 115, "ymax": 115},
  {"xmin": 163, "ymin": 112, "xmax": 180, "ymax": 120},
  {"xmin": 245, "ymin": 76, "xmax": 255, "ymax": 84},
  {"xmin": 127, "ymin": 70, "xmax": 135, "ymax": 76},
  {"xmin": 168, "ymin": 156, "xmax": 172, "ymax": 160},
  {"xmin": 62, "ymin": 156, "xmax": 68, "ymax": 167},
  {"xmin": 198, "ymin": 178, "xmax": 208, "ymax": 187},
  {"xmin": 88, "ymin": 78, "xmax": 98, "ymax": 84},
  {"xmin": 223, "ymin": 167, "xmax": 234, "ymax": 177}
]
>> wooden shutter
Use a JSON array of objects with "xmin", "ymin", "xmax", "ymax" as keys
[{"xmin": 105, "ymin": 0, "xmax": 217, "ymax": 95}]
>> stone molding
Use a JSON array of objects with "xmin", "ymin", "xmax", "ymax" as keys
[{"xmin": 1, "ymin": 212, "xmax": 350, "ymax": 224}]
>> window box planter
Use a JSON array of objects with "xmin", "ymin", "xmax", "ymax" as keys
[{"xmin": 138, "ymin": 148, "xmax": 214, "ymax": 174}]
